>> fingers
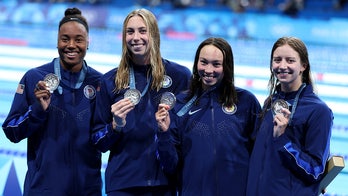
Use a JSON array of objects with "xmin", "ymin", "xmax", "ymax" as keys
[
  {"xmin": 280, "ymin": 107, "xmax": 291, "ymax": 118},
  {"xmin": 35, "ymin": 81, "xmax": 49, "ymax": 92},
  {"xmin": 111, "ymin": 99, "xmax": 135, "ymax": 127},
  {"xmin": 112, "ymin": 99, "xmax": 134, "ymax": 115},
  {"xmin": 273, "ymin": 109, "xmax": 291, "ymax": 137},
  {"xmin": 273, "ymin": 114, "xmax": 289, "ymax": 126},
  {"xmin": 34, "ymin": 81, "xmax": 51, "ymax": 100},
  {"xmin": 158, "ymin": 103, "xmax": 170, "ymax": 111},
  {"xmin": 156, "ymin": 112, "xmax": 170, "ymax": 132},
  {"xmin": 156, "ymin": 104, "xmax": 169, "ymax": 119}
]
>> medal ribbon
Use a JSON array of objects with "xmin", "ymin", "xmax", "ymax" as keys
[
  {"xmin": 176, "ymin": 94, "xmax": 198, "ymax": 117},
  {"xmin": 129, "ymin": 65, "xmax": 151, "ymax": 97},
  {"xmin": 288, "ymin": 83, "xmax": 306, "ymax": 126},
  {"xmin": 54, "ymin": 58, "xmax": 87, "ymax": 94},
  {"xmin": 176, "ymin": 86, "xmax": 216, "ymax": 117}
]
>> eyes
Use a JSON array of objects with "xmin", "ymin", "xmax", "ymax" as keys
[
  {"xmin": 199, "ymin": 59, "xmax": 222, "ymax": 68},
  {"xmin": 273, "ymin": 57, "xmax": 297, "ymax": 64},
  {"xmin": 126, "ymin": 27, "xmax": 147, "ymax": 35},
  {"xmin": 60, "ymin": 36, "xmax": 86, "ymax": 44}
]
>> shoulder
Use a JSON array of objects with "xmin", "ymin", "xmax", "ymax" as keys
[
  {"xmin": 236, "ymin": 86, "xmax": 258, "ymax": 100},
  {"xmin": 162, "ymin": 58, "xmax": 191, "ymax": 74},
  {"xmin": 172, "ymin": 91, "xmax": 190, "ymax": 112},
  {"xmin": 301, "ymin": 87, "xmax": 333, "ymax": 116},
  {"xmin": 305, "ymin": 95, "xmax": 332, "ymax": 113},
  {"xmin": 101, "ymin": 68, "xmax": 117, "ymax": 81},
  {"xmin": 86, "ymin": 65, "xmax": 102, "ymax": 76},
  {"xmin": 25, "ymin": 61, "xmax": 54, "ymax": 78}
]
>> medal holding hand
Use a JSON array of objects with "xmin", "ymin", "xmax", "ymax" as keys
[
  {"xmin": 156, "ymin": 92, "xmax": 176, "ymax": 132},
  {"xmin": 34, "ymin": 81, "xmax": 52, "ymax": 111},
  {"xmin": 34, "ymin": 73, "xmax": 60, "ymax": 111},
  {"xmin": 155, "ymin": 103, "xmax": 170, "ymax": 132},
  {"xmin": 272, "ymin": 106, "xmax": 291, "ymax": 138},
  {"xmin": 111, "ymin": 98, "xmax": 135, "ymax": 131}
]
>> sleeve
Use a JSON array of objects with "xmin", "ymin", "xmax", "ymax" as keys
[
  {"xmin": 91, "ymin": 75, "xmax": 122, "ymax": 153},
  {"xmin": 274, "ymin": 104, "xmax": 333, "ymax": 183},
  {"xmin": 2, "ymin": 72, "xmax": 48, "ymax": 143},
  {"xmin": 163, "ymin": 59, "xmax": 191, "ymax": 95},
  {"xmin": 156, "ymin": 111, "xmax": 181, "ymax": 174},
  {"xmin": 248, "ymin": 93, "xmax": 262, "ymax": 153}
]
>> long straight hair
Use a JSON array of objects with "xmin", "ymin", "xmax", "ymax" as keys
[
  {"xmin": 189, "ymin": 37, "xmax": 237, "ymax": 107},
  {"xmin": 262, "ymin": 37, "xmax": 314, "ymax": 117},
  {"xmin": 114, "ymin": 9, "xmax": 165, "ymax": 92}
]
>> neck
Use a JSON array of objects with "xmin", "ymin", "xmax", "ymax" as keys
[
  {"xmin": 60, "ymin": 61, "xmax": 83, "ymax": 73},
  {"xmin": 281, "ymin": 81, "xmax": 303, "ymax": 93},
  {"xmin": 132, "ymin": 55, "xmax": 149, "ymax": 66}
]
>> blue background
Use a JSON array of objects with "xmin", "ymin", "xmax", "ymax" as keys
[{"xmin": 0, "ymin": 1, "xmax": 347, "ymax": 195}]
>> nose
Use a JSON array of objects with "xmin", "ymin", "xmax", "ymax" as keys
[
  {"xmin": 67, "ymin": 40, "xmax": 76, "ymax": 48},
  {"xmin": 133, "ymin": 31, "xmax": 140, "ymax": 40},
  {"xmin": 204, "ymin": 64, "xmax": 214, "ymax": 73},
  {"xmin": 279, "ymin": 59, "xmax": 287, "ymax": 69}
]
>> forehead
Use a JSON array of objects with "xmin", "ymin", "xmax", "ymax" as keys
[
  {"xmin": 200, "ymin": 45, "xmax": 223, "ymax": 58},
  {"xmin": 273, "ymin": 44, "xmax": 299, "ymax": 57},
  {"xmin": 59, "ymin": 21, "xmax": 88, "ymax": 36},
  {"xmin": 127, "ymin": 15, "xmax": 146, "ymax": 28}
]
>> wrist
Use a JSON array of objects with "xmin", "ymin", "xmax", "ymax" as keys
[
  {"xmin": 113, "ymin": 125, "xmax": 123, "ymax": 133},
  {"xmin": 112, "ymin": 118, "xmax": 126, "ymax": 133},
  {"xmin": 113, "ymin": 116, "xmax": 126, "ymax": 127}
]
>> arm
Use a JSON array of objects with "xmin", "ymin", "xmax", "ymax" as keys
[
  {"xmin": 2, "ymin": 74, "xmax": 48, "ymax": 143},
  {"xmin": 155, "ymin": 104, "xmax": 180, "ymax": 174},
  {"xmin": 91, "ymin": 77, "xmax": 121, "ymax": 152},
  {"xmin": 275, "ymin": 105, "xmax": 333, "ymax": 183},
  {"xmin": 91, "ymin": 75, "xmax": 134, "ymax": 152}
]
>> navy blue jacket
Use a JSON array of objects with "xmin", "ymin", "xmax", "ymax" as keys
[
  {"xmin": 157, "ymin": 86, "xmax": 261, "ymax": 196},
  {"xmin": 247, "ymin": 84, "xmax": 333, "ymax": 196},
  {"xmin": 92, "ymin": 59, "xmax": 191, "ymax": 193},
  {"xmin": 2, "ymin": 58, "xmax": 103, "ymax": 196}
]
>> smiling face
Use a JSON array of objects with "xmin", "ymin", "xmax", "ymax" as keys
[
  {"xmin": 272, "ymin": 44, "xmax": 306, "ymax": 92},
  {"xmin": 57, "ymin": 21, "xmax": 88, "ymax": 72},
  {"xmin": 125, "ymin": 15, "xmax": 150, "ymax": 65},
  {"xmin": 197, "ymin": 44, "xmax": 224, "ymax": 90}
]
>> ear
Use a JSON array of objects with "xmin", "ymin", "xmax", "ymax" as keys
[{"xmin": 301, "ymin": 63, "xmax": 307, "ymax": 72}]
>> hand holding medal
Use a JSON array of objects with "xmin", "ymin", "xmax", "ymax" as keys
[
  {"xmin": 271, "ymin": 99, "xmax": 289, "ymax": 116},
  {"xmin": 124, "ymin": 89, "xmax": 141, "ymax": 105},
  {"xmin": 44, "ymin": 73, "xmax": 60, "ymax": 93},
  {"xmin": 160, "ymin": 92, "xmax": 176, "ymax": 110}
]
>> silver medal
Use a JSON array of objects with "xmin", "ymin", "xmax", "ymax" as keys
[
  {"xmin": 124, "ymin": 89, "xmax": 141, "ymax": 105},
  {"xmin": 271, "ymin": 99, "xmax": 289, "ymax": 115},
  {"xmin": 44, "ymin": 73, "xmax": 60, "ymax": 93},
  {"xmin": 160, "ymin": 92, "xmax": 176, "ymax": 110}
]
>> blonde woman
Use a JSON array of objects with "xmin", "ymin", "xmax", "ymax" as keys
[{"xmin": 92, "ymin": 8, "xmax": 191, "ymax": 196}]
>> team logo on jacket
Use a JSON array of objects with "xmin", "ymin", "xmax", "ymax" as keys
[
  {"xmin": 162, "ymin": 75, "xmax": 172, "ymax": 88},
  {"xmin": 222, "ymin": 104, "xmax": 237, "ymax": 115},
  {"xmin": 84, "ymin": 85, "xmax": 96, "ymax": 99}
]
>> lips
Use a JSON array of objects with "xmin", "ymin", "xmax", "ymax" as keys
[
  {"xmin": 202, "ymin": 75, "xmax": 215, "ymax": 82},
  {"xmin": 131, "ymin": 43, "xmax": 144, "ymax": 51},
  {"xmin": 274, "ymin": 69, "xmax": 293, "ymax": 75},
  {"xmin": 65, "ymin": 51, "xmax": 78, "ymax": 58}
]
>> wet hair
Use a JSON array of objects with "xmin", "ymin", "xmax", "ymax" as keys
[
  {"xmin": 59, "ymin": 7, "xmax": 89, "ymax": 33},
  {"xmin": 114, "ymin": 8, "xmax": 164, "ymax": 92},
  {"xmin": 189, "ymin": 37, "xmax": 237, "ymax": 107},
  {"xmin": 262, "ymin": 36, "xmax": 314, "ymax": 118}
]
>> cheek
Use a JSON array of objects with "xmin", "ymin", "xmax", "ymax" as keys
[
  {"xmin": 217, "ymin": 70, "xmax": 224, "ymax": 80},
  {"xmin": 271, "ymin": 62, "xmax": 278, "ymax": 69},
  {"xmin": 125, "ymin": 35, "xmax": 132, "ymax": 44},
  {"xmin": 197, "ymin": 64, "xmax": 204, "ymax": 72}
]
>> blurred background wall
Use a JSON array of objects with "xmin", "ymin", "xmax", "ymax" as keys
[{"xmin": 0, "ymin": 0, "xmax": 347, "ymax": 195}]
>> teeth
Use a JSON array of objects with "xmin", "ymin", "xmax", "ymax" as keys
[{"xmin": 66, "ymin": 52, "xmax": 77, "ymax": 57}]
